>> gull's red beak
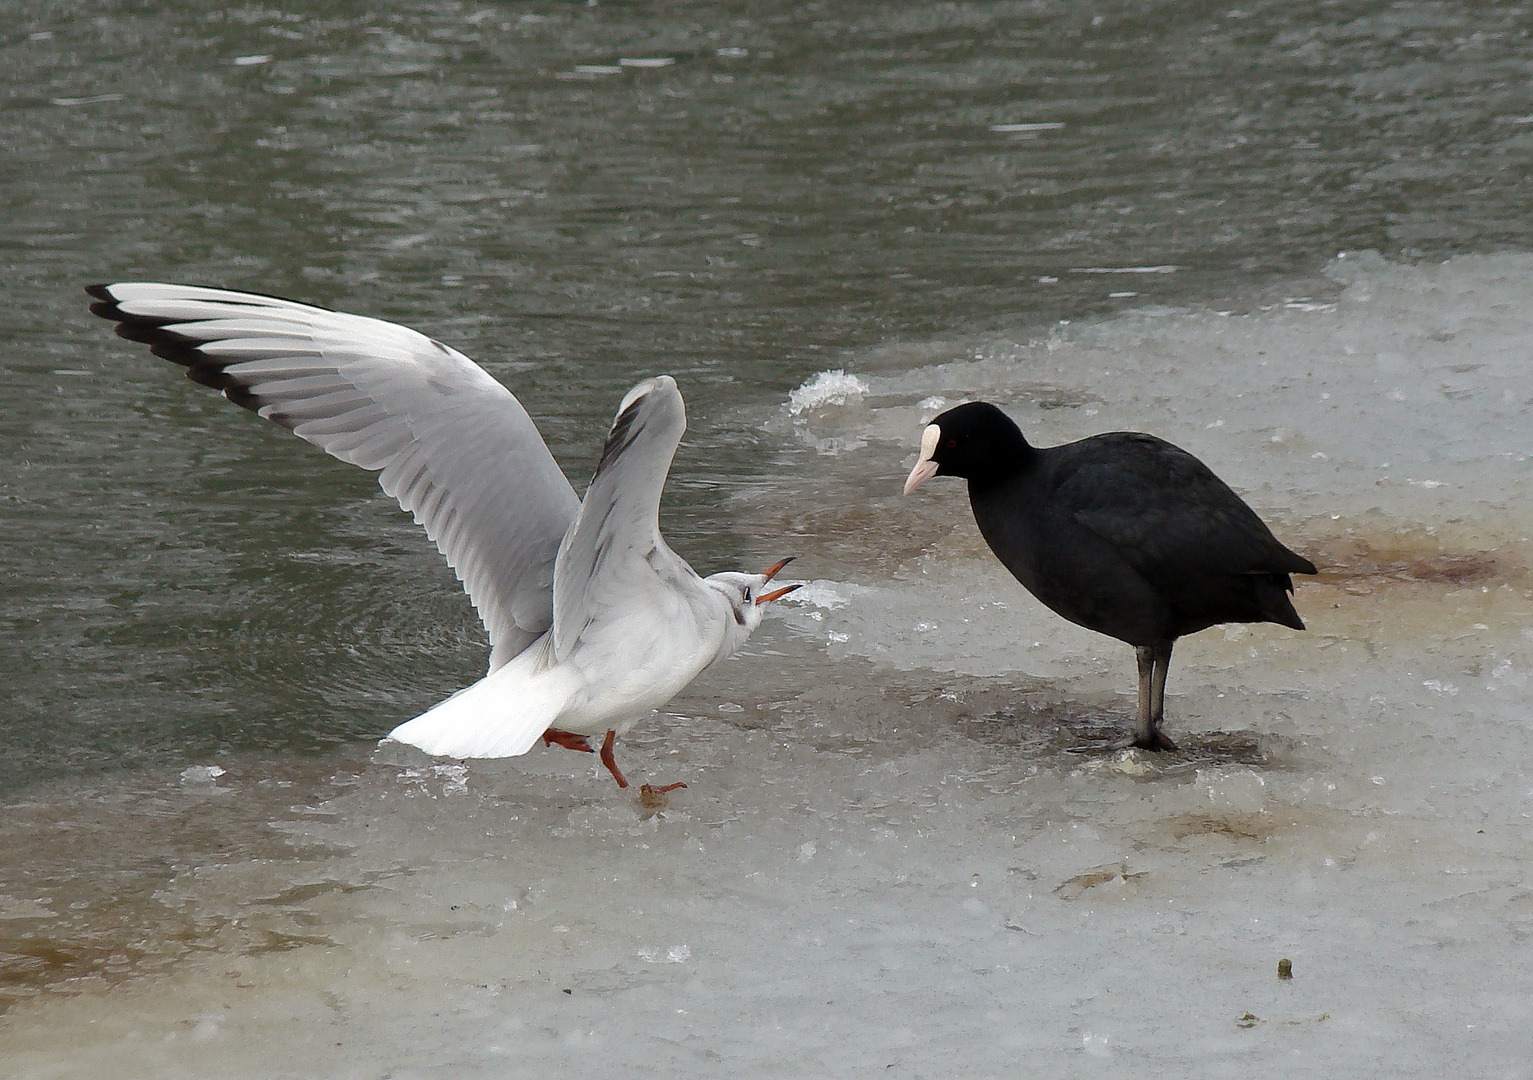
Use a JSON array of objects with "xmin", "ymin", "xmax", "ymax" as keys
[
  {"xmin": 756, "ymin": 557, "xmax": 800, "ymax": 605},
  {"xmin": 756, "ymin": 583, "xmax": 801, "ymax": 606}
]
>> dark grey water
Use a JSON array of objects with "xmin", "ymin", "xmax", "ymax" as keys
[{"xmin": 3, "ymin": 0, "xmax": 1530, "ymax": 790}]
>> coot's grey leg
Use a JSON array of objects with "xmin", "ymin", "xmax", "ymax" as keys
[
  {"xmin": 1096, "ymin": 645, "xmax": 1163, "ymax": 752},
  {"xmin": 1134, "ymin": 645, "xmax": 1155, "ymax": 743},
  {"xmin": 1139, "ymin": 640, "xmax": 1178, "ymax": 751},
  {"xmin": 1081, "ymin": 644, "xmax": 1180, "ymax": 754}
]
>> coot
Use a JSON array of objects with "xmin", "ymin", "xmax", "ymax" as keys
[{"xmin": 903, "ymin": 401, "xmax": 1316, "ymax": 751}]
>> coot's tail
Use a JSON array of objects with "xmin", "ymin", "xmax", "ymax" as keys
[{"xmin": 1253, "ymin": 569, "xmax": 1310, "ymax": 631}]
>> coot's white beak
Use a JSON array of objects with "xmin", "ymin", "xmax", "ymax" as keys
[{"xmin": 902, "ymin": 424, "xmax": 942, "ymax": 495}]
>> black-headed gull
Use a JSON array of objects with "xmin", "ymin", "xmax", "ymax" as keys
[{"xmin": 88, "ymin": 283, "xmax": 799, "ymax": 788}]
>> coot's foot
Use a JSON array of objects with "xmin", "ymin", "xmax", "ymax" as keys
[
  {"xmin": 1078, "ymin": 727, "xmax": 1180, "ymax": 753},
  {"xmin": 1059, "ymin": 718, "xmax": 1179, "ymax": 755},
  {"xmin": 1130, "ymin": 727, "xmax": 1179, "ymax": 753}
]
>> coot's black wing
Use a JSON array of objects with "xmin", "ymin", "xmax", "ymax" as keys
[{"xmin": 1048, "ymin": 433, "xmax": 1314, "ymax": 582}]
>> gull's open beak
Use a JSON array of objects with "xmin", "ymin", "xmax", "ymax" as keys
[
  {"xmin": 756, "ymin": 583, "xmax": 801, "ymax": 606},
  {"xmin": 760, "ymin": 556, "xmax": 794, "ymax": 582},
  {"xmin": 902, "ymin": 424, "xmax": 941, "ymax": 495},
  {"xmin": 756, "ymin": 557, "xmax": 800, "ymax": 605}
]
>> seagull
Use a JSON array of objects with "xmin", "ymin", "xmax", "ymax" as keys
[
  {"xmin": 87, "ymin": 282, "xmax": 800, "ymax": 788},
  {"xmin": 903, "ymin": 401, "xmax": 1316, "ymax": 751}
]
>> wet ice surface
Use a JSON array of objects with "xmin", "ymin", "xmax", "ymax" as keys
[{"xmin": 5, "ymin": 254, "xmax": 1533, "ymax": 1077}]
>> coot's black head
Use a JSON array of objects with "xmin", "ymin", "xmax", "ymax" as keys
[{"xmin": 902, "ymin": 401, "xmax": 1031, "ymax": 494}]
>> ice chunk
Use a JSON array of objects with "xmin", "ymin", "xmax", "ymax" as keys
[
  {"xmin": 787, "ymin": 369, "xmax": 869, "ymax": 416},
  {"xmin": 782, "ymin": 579, "xmax": 860, "ymax": 610},
  {"xmin": 179, "ymin": 765, "xmax": 226, "ymax": 785}
]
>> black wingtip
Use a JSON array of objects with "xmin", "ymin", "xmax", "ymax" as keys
[
  {"xmin": 84, "ymin": 281, "xmax": 276, "ymax": 419},
  {"xmin": 86, "ymin": 283, "xmax": 125, "ymax": 322},
  {"xmin": 594, "ymin": 393, "xmax": 646, "ymax": 478}
]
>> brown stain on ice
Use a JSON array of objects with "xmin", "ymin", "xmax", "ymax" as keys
[
  {"xmin": 1168, "ymin": 811, "xmax": 1286, "ymax": 842},
  {"xmin": 1309, "ymin": 541, "xmax": 1508, "ymax": 593},
  {"xmin": 0, "ymin": 759, "xmax": 365, "ymax": 1013},
  {"xmin": 1288, "ymin": 527, "xmax": 1532, "ymax": 638},
  {"xmin": 1295, "ymin": 516, "xmax": 1530, "ymax": 590},
  {"xmin": 1054, "ymin": 861, "xmax": 1147, "ymax": 900},
  {"xmin": 1146, "ymin": 801, "xmax": 1397, "ymax": 868}
]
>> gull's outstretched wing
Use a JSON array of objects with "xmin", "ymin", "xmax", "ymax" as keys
[
  {"xmin": 551, "ymin": 375, "xmax": 691, "ymax": 660},
  {"xmin": 87, "ymin": 282, "xmax": 581, "ymax": 667}
]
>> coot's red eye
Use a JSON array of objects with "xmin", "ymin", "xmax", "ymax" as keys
[{"xmin": 945, "ymin": 438, "xmax": 958, "ymax": 449}]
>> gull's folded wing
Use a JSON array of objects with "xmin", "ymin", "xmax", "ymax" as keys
[
  {"xmin": 551, "ymin": 375, "xmax": 690, "ymax": 661},
  {"xmin": 87, "ymin": 282, "xmax": 581, "ymax": 667}
]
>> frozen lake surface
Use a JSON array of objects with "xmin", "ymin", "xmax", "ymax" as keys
[{"xmin": 4, "ymin": 252, "xmax": 1531, "ymax": 1078}]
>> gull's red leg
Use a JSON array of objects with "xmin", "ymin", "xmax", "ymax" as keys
[
  {"xmin": 599, "ymin": 729, "xmax": 630, "ymax": 789},
  {"xmin": 542, "ymin": 728, "xmax": 594, "ymax": 753}
]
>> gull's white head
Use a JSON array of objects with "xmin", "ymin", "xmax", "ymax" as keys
[{"xmin": 704, "ymin": 557, "xmax": 801, "ymax": 658}]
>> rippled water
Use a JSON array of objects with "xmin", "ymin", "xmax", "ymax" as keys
[{"xmin": 2, "ymin": 2, "xmax": 1532, "ymax": 1074}]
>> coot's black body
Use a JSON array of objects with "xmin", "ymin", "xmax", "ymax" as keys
[{"xmin": 904, "ymin": 401, "xmax": 1316, "ymax": 750}]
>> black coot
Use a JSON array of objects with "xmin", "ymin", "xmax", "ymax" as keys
[{"xmin": 903, "ymin": 401, "xmax": 1316, "ymax": 751}]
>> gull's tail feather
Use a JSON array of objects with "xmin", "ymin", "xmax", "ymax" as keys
[{"xmin": 384, "ymin": 643, "xmax": 578, "ymax": 759}]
